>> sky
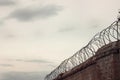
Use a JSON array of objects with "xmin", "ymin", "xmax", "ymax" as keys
[{"xmin": 0, "ymin": 0, "xmax": 120, "ymax": 80}]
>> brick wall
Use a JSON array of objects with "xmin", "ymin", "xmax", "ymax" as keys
[{"xmin": 54, "ymin": 41, "xmax": 120, "ymax": 80}]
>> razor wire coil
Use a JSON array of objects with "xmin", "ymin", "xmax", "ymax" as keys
[{"xmin": 45, "ymin": 21, "xmax": 120, "ymax": 80}]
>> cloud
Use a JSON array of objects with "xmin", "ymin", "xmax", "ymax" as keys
[
  {"xmin": 87, "ymin": 19, "xmax": 101, "ymax": 28},
  {"xmin": 58, "ymin": 27, "xmax": 77, "ymax": 33},
  {"xmin": 0, "ymin": 0, "xmax": 16, "ymax": 6},
  {"xmin": 0, "ymin": 64, "xmax": 13, "ymax": 67},
  {"xmin": 0, "ymin": 20, "xmax": 4, "ymax": 25},
  {"xmin": 8, "ymin": 5, "xmax": 63, "ymax": 21},
  {"xmin": 14, "ymin": 59, "xmax": 53, "ymax": 64},
  {"xmin": 2, "ymin": 71, "xmax": 47, "ymax": 80},
  {"xmin": 6, "ymin": 34, "xmax": 15, "ymax": 38},
  {"xmin": 3, "ymin": 34, "xmax": 16, "ymax": 39}
]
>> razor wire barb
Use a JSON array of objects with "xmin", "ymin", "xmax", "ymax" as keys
[{"xmin": 44, "ymin": 20, "xmax": 120, "ymax": 80}]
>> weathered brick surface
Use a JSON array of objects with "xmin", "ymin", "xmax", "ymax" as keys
[{"xmin": 55, "ymin": 41, "xmax": 120, "ymax": 80}]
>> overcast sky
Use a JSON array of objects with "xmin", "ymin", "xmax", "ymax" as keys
[{"xmin": 0, "ymin": 0, "xmax": 120, "ymax": 80}]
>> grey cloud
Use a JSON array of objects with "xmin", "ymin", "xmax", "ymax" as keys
[
  {"xmin": 0, "ymin": 0, "xmax": 16, "ymax": 6},
  {"xmin": 4, "ymin": 34, "xmax": 16, "ymax": 39},
  {"xmin": 8, "ymin": 5, "xmax": 63, "ymax": 21},
  {"xmin": 0, "ymin": 31, "xmax": 16, "ymax": 39},
  {"xmin": 47, "ymin": 64, "xmax": 57, "ymax": 68},
  {"xmin": 2, "ymin": 71, "xmax": 47, "ymax": 80},
  {"xmin": 14, "ymin": 59, "xmax": 53, "ymax": 64},
  {"xmin": 58, "ymin": 27, "xmax": 77, "ymax": 33},
  {"xmin": 6, "ymin": 34, "xmax": 15, "ymax": 38},
  {"xmin": 87, "ymin": 19, "xmax": 101, "ymax": 28},
  {"xmin": 0, "ymin": 64, "xmax": 13, "ymax": 67},
  {"xmin": 0, "ymin": 20, "xmax": 4, "ymax": 25}
]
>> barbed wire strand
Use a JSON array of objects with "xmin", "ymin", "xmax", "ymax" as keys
[{"xmin": 45, "ymin": 20, "xmax": 120, "ymax": 80}]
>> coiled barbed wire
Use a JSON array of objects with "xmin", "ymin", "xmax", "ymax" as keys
[{"xmin": 44, "ymin": 20, "xmax": 120, "ymax": 80}]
